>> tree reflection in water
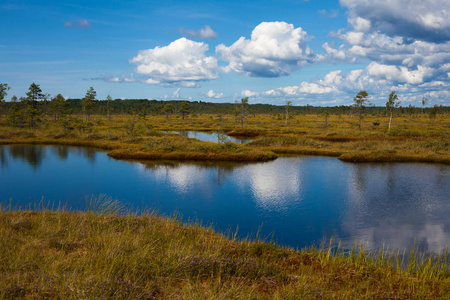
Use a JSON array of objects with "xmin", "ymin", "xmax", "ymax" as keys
[
  {"xmin": 138, "ymin": 160, "xmax": 250, "ymax": 185},
  {"xmin": 2, "ymin": 145, "xmax": 97, "ymax": 168},
  {"xmin": 8, "ymin": 145, "xmax": 46, "ymax": 169},
  {"xmin": 0, "ymin": 146, "xmax": 7, "ymax": 168}
]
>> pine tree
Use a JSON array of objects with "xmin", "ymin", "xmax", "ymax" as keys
[
  {"xmin": 82, "ymin": 87, "xmax": 96, "ymax": 122},
  {"xmin": 353, "ymin": 90, "xmax": 369, "ymax": 131}
]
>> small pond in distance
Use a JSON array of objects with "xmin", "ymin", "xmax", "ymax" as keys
[
  {"xmin": 175, "ymin": 131, "xmax": 253, "ymax": 144},
  {"xmin": 1, "ymin": 145, "xmax": 449, "ymax": 252}
]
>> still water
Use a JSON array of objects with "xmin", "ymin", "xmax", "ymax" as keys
[
  {"xmin": 176, "ymin": 131, "xmax": 253, "ymax": 144},
  {"xmin": 1, "ymin": 145, "xmax": 449, "ymax": 252}
]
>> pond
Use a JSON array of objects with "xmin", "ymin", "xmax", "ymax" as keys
[
  {"xmin": 175, "ymin": 131, "xmax": 253, "ymax": 144},
  {"xmin": 1, "ymin": 144, "xmax": 449, "ymax": 252}
]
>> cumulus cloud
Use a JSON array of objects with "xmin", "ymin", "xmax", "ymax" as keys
[
  {"xmin": 366, "ymin": 62, "xmax": 433, "ymax": 85},
  {"xmin": 324, "ymin": 2, "xmax": 450, "ymax": 96},
  {"xmin": 205, "ymin": 89, "xmax": 224, "ymax": 99},
  {"xmin": 240, "ymin": 90, "xmax": 259, "ymax": 98},
  {"xmin": 179, "ymin": 25, "xmax": 218, "ymax": 40},
  {"xmin": 64, "ymin": 19, "xmax": 91, "ymax": 28},
  {"xmin": 254, "ymin": 61, "xmax": 447, "ymax": 105},
  {"xmin": 328, "ymin": 30, "xmax": 450, "ymax": 69},
  {"xmin": 340, "ymin": 0, "xmax": 450, "ymax": 43},
  {"xmin": 216, "ymin": 21, "xmax": 316, "ymax": 77},
  {"xmin": 130, "ymin": 37, "xmax": 219, "ymax": 87}
]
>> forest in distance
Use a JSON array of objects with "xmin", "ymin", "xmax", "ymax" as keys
[{"xmin": 1, "ymin": 82, "xmax": 449, "ymax": 118}]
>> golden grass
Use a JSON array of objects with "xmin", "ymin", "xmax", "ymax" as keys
[
  {"xmin": 1, "ymin": 208, "xmax": 449, "ymax": 299},
  {"xmin": 0, "ymin": 112, "xmax": 448, "ymax": 163}
]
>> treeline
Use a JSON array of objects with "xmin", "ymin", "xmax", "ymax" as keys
[
  {"xmin": 65, "ymin": 98, "xmax": 359, "ymax": 115},
  {"xmin": 65, "ymin": 99, "xmax": 449, "ymax": 116},
  {"xmin": 1, "ymin": 83, "xmax": 449, "ymax": 130}
]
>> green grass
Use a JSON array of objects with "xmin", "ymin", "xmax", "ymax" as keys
[{"xmin": 1, "ymin": 204, "xmax": 450, "ymax": 299}]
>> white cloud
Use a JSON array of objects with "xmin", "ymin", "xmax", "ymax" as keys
[
  {"xmin": 322, "ymin": 42, "xmax": 351, "ymax": 61},
  {"xmin": 216, "ymin": 21, "xmax": 315, "ymax": 77},
  {"xmin": 340, "ymin": 0, "xmax": 450, "ymax": 43},
  {"xmin": 254, "ymin": 62, "xmax": 447, "ymax": 106},
  {"xmin": 205, "ymin": 89, "xmax": 224, "ymax": 99},
  {"xmin": 179, "ymin": 25, "xmax": 218, "ymax": 40},
  {"xmin": 172, "ymin": 88, "xmax": 181, "ymax": 98},
  {"xmin": 299, "ymin": 82, "xmax": 335, "ymax": 94},
  {"xmin": 366, "ymin": 62, "xmax": 433, "ymax": 85},
  {"xmin": 325, "ymin": 27, "xmax": 450, "ymax": 88},
  {"xmin": 130, "ymin": 37, "xmax": 219, "ymax": 87},
  {"xmin": 341, "ymin": 31, "xmax": 365, "ymax": 45},
  {"xmin": 240, "ymin": 90, "xmax": 259, "ymax": 97},
  {"xmin": 329, "ymin": 30, "xmax": 450, "ymax": 69},
  {"xmin": 349, "ymin": 16, "xmax": 371, "ymax": 32},
  {"xmin": 64, "ymin": 19, "xmax": 91, "ymax": 28}
]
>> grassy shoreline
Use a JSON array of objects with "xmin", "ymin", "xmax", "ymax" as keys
[
  {"xmin": 0, "ymin": 113, "xmax": 449, "ymax": 164},
  {"xmin": 1, "ymin": 209, "xmax": 449, "ymax": 299},
  {"xmin": 0, "ymin": 136, "xmax": 278, "ymax": 163}
]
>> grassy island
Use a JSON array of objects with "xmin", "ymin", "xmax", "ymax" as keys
[
  {"xmin": 0, "ymin": 111, "xmax": 449, "ymax": 164},
  {"xmin": 1, "ymin": 208, "xmax": 450, "ymax": 299}
]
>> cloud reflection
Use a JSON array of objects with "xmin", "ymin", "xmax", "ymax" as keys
[
  {"xmin": 344, "ymin": 220, "xmax": 450, "ymax": 253},
  {"xmin": 134, "ymin": 161, "xmax": 244, "ymax": 197},
  {"xmin": 234, "ymin": 158, "xmax": 303, "ymax": 211},
  {"xmin": 343, "ymin": 163, "xmax": 450, "ymax": 252}
]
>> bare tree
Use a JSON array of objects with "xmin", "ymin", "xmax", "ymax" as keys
[{"xmin": 421, "ymin": 96, "xmax": 428, "ymax": 114}]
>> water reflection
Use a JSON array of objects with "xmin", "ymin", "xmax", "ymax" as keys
[
  {"xmin": 1, "ymin": 145, "xmax": 98, "ymax": 168},
  {"xmin": 1, "ymin": 145, "xmax": 449, "ymax": 252},
  {"xmin": 135, "ymin": 161, "xmax": 251, "ymax": 195},
  {"xmin": 8, "ymin": 145, "xmax": 46, "ymax": 168},
  {"xmin": 237, "ymin": 158, "xmax": 303, "ymax": 211},
  {"xmin": 348, "ymin": 220, "xmax": 450, "ymax": 253},
  {"xmin": 53, "ymin": 146, "xmax": 69, "ymax": 160},
  {"xmin": 343, "ymin": 163, "xmax": 450, "ymax": 251},
  {"xmin": 0, "ymin": 146, "xmax": 7, "ymax": 167},
  {"xmin": 176, "ymin": 131, "xmax": 253, "ymax": 144}
]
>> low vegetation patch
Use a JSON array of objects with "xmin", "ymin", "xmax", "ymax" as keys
[
  {"xmin": 1, "ymin": 209, "xmax": 449, "ymax": 299},
  {"xmin": 0, "ymin": 108, "xmax": 448, "ymax": 164}
]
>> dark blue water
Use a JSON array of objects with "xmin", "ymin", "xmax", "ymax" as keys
[{"xmin": 1, "ymin": 145, "xmax": 449, "ymax": 252}]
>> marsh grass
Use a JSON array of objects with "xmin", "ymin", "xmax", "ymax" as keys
[
  {"xmin": 1, "ymin": 201, "xmax": 449, "ymax": 299},
  {"xmin": 0, "ymin": 112, "xmax": 449, "ymax": 163}
]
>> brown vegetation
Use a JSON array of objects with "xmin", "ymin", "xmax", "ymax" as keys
[
  {"xmin": 0, "ymin": 112, "xmax": 448, "ymax": 164},
  {"xmin": 1, "ymin": 209, "xmax": 450, "ymax": 299}
]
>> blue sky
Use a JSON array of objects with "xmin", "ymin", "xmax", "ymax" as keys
[{"xmin": 1, "ymin": 0, "xmax": 449, "ymax": 106}]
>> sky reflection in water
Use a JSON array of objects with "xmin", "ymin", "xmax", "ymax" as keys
[{"xmin": 1, "ymin": 145, "xmax": 449, "ymax": 252}]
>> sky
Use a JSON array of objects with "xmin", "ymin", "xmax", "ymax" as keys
[{"xmin": 1, "ymin": 0, "xmax": 449, "ymax": 106}]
